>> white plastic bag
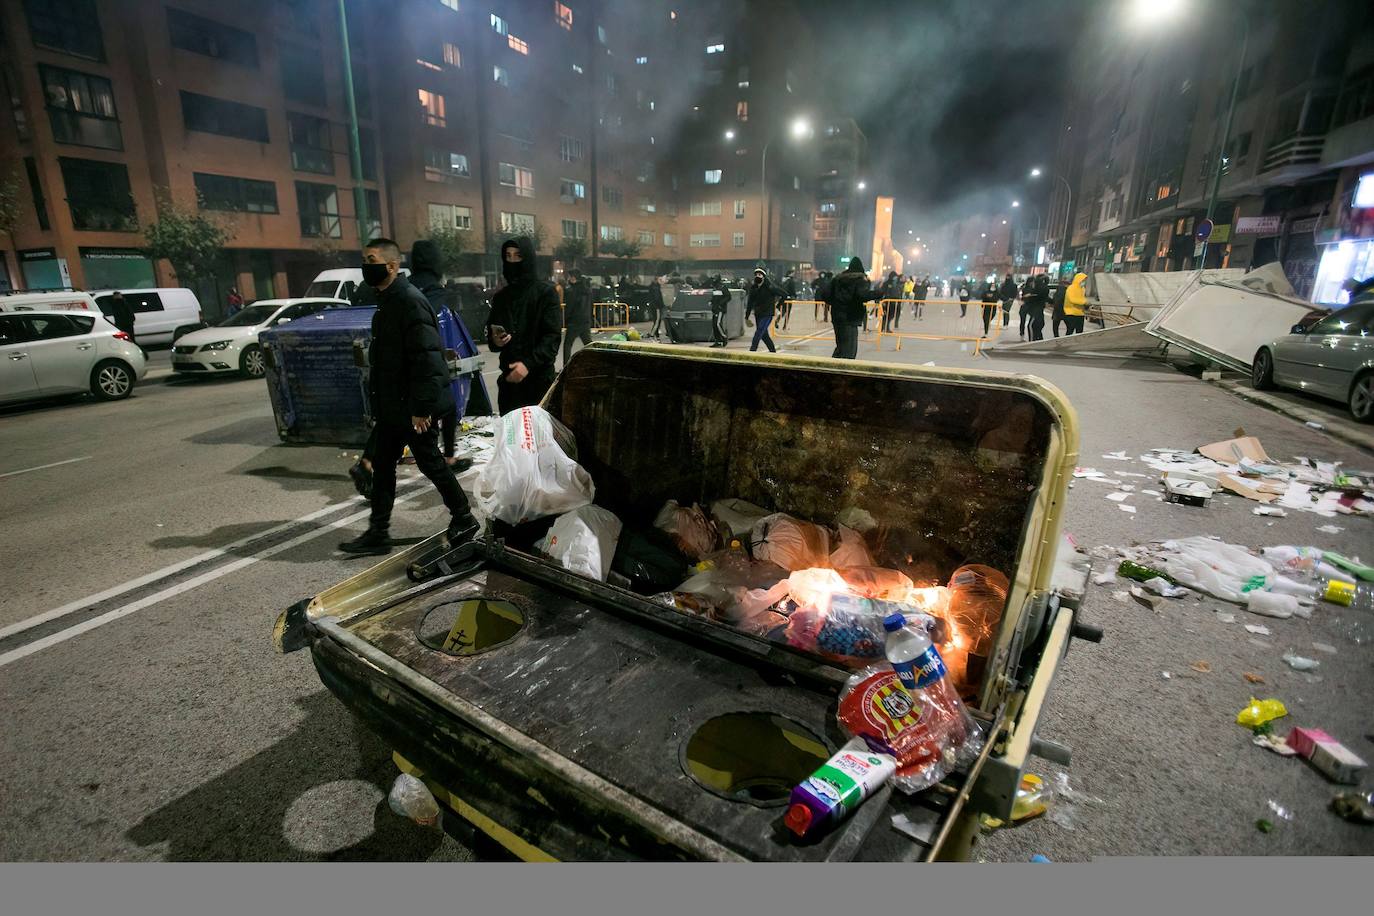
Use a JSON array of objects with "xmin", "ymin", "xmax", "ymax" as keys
[
  {"xmin": 471, "ymin": 407, "xmax": 595, "ymax": 525},
  {"xmin": 750, "ymin": 513, "xmax": 831, "ymax": 571},
  {"xmin": 1153, "ymin": 537, "xmax": 1271, "ymax": 604},
  {"xmin": 537, "ymin": 505, "xmax": 623, "ymax": 581},
  {"xmin": 654, "ymin": 500, "xmax": 719, "ymax": 560},
  {"xmin": 829, "ymin": 525, "xmax": 875, "ymax": 568},
  {"xmin": 709, "ymin": 498, "xmax": 771, "ymax": 539}
]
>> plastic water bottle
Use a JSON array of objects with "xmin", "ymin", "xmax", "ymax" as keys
[
  {"xmin": 1317, "ymin": 578, "xmax": 1374, "ymax": 611},
  {"xmin": 883, "ymin": 612, "xmax": 946, "ymax": 692}
]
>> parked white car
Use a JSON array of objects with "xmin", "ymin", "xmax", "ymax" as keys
[
  {"xmin": 0, "ymin": 308, "xmax": 147, "ymax": 404},
  {"xmin": 171, "ymin": 298, "xmax": 344, "ymax": 378},
  {"xmin": 91, "ymin": 288, "xmax": 204, "ymax": 347}
]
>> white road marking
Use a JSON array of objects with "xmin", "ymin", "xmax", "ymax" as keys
[
  {"xmin": 0, "ymin": 489, "xmax": 428, "ymax": 670},
  {"xmin": 0, "ymin": 494, "xmax": 365, "ymax": 641},
  {"xmin": 0, "ymin": 456, "xmax": 92, "ymax": 479}
]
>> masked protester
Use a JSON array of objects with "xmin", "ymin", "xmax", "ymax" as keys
[
  {"xmin": 339, "ymin": 238, "xmax": 479, "ymax": 556},
  {"xmin": 710, "ymin": 275, "xmax": 732, "ymax": 348},
  {"xmin": 1023, "ymin": 274, "xmax": 1050, "ymax": 341},
  {"xmin": 562, "ymin": 268, "xmax": 593, "ymax": 366},
  {"xmin": 1063, "ymin": 272, "xmax": 1088, "ymax": 335},
  {"xmin": 999, "ymin": 273, "xmax": 1017, "ymax": 329},
  {"xmin": 824, "ymin": 257, "xmax": 881, "ymax": 359},
  {"xmin": 486, "ymin": 237, "xmax": 562, "ymax": 414},
  {"xmin": 745, "ymin": 268, "xmax": 786, "ymax": 352}
]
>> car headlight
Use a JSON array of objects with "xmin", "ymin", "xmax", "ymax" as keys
[{"xmin": 199, "ymin": 340, "xmax": 232, "ymax": 351}]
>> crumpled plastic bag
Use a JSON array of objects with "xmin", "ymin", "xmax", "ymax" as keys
[
  {"xmin": 830, "ymin": 526, "xmax": 875, "ymax": 568},
  {"xmin": 1236, "ymin": 697, "xmax": 1288, "ymax": 728},
  {"xmin": 388, "ymin": 773, "xmax": 441, "ymax": 827},
  {"xmin": 471, "ymin": 407, "xmax": 594, "ymax": 525},
  {"xmin": 1153, "ymin": 537, "xmax": 1272, "ymax": 604},
  {"xmin": 536, "ymin": 505, "xmax": 623, "ymax": 581},
  {"xmin": 709, "ymin": 498, "xmax": 771, "ymax": 540},
  {"xmin": 654, "ymin": 500, "xmax": 719, "ymax": 561},
  {"xmin": 834, "ymin": 566, "xmax": 914, "ymax": 600},
  {"xmin": 750, "ymin": 513, "xmax": 831, "ymax": 571},
  {"xmin": 673, "ymin": 551, "xmax": 787, "ymax": 622},
  {"xmin": 835, "ymin": 506, "xmax": 878, "ymax": 533}
]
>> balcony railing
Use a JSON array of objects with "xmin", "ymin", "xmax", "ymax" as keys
[{"xmin": 1261, "ymin": 133, "xmax": 1325, "ymax": 173}]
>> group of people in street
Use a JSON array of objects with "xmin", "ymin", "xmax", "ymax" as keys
[
  {"xmin": 875, "ymin": 272, "xmax": 935, "ymax": 332},
  {"xmin": 1014, "ymin": 271, "xmax": 1089, "ymax": 341}
]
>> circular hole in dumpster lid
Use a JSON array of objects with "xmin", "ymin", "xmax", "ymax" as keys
[
  {"xmin": 683, "ymin": 712, "xmax": 829, "ymax": 807},
  {"xmin": 418, "ymin": 597, "xmax": 525, "ymax": 656}
]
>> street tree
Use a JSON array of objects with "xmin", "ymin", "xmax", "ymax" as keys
[
  {"xmin": 553, "ymin": 236, "xmax": 588, "ymax": 268},
  {"xmin": 428, "ymin": 226, "xmax": 467, "ymax": 276},
  {"xmin": 143, "ymin": 194, "xmax": 234, "ymax": 284},
  {"xmin": 600, "ymin": 237, "xmax": 642, "ymax": 269}
]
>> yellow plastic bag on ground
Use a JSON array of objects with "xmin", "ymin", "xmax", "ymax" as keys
[{"xmin": 1236, "ymin": 697, "xmax": 1288, "ymax": 728}]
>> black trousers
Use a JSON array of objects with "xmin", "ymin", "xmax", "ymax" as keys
[
  {"xmin": 981, "ymin": 304, "xmax": 997, "ymax": 335},
  {"xmin": 496, "ymin": 373, "xmax": 553, "ymax": 415},
  {"xmin": 369, "ymin": 420, "xmax": 472, "ymax": 531},
  {"xmin": 959, "ymin": 300, "xmax": 968, "ymax": 317},
  {"xmin": 1027, "ymin": 308, "xmax": 1046, "ymax": 341},
  {"xmin": 880, "ymin": 301, "xmax": 894, "ymax": 333},
  {"xmin": 778, "ymin": 300, "xmax": 792, "ymax": 329},
  {"xmin": 1064, "ymin": 315, "xmax": 1085, "ymax": 335},
  {"xmin": 563, "ymin": 324, "xmax": 592, "ymax": 366},
  {"xmin": 438, "ymin": 404, "xmax": 458, "ymax": 458},
  {"xmin": 832, "ymin": 322, "xmax": 860, "ymax": 359},
  {"xmin": 711, "ymin": 309, "xmax": 727, "ymax": 345},
  {"xmin": 1018, "ymin": 303, "xmax": 1029, "ymax": 336},
  {"xmin": 1052, "ymin": 313, "xmax": 1064, "ymax": 337},
  {"xmin": 1001, "ymin": 298, "xmax": 1014, "ymax": 326}
]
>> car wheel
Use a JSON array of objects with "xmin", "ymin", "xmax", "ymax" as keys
[
  {"xmin": 1251, "ymin": 348, "xmax": 1275, "ymax": 390},
  {"xmin": 91, "ymin": 359, "xmax": 135, "ymax": 401},
  {"xmin": 240, "ymin": 344, "xmax": 265, "ymax": 379},
  {"xmin": 1349, "ymin": 372, "xmax": 1374, "ymax": 423}
]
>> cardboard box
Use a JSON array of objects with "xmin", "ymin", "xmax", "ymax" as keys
[
  {"xmin": 1287, "ymin": 727, "xmax": 1369, "ymax": 785},
  {"xmin": 1163, "ymin": 477, "xmax": 1214, "ymax": 507}
]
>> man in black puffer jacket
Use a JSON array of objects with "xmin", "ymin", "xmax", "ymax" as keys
[
  {"xmin": 486, "ymin": 236, "xmax": 563, "ymax": 413},
  {"xmin": 340, "ymin": 238, "xmax": 479, "ymax": 555},
  {"xmin": 824, "ymin": 257, "xmax": 881, "ymax": 359}
]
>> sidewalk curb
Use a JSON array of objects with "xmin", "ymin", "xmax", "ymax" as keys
[{"xmin": 1212, "ymin": 378, "xmax": 1374, "ymax": 454}]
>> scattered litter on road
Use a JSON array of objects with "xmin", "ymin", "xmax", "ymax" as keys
[
  {"xmin": 1105, "ymin": 491, "xmax": 1131, "ymax": 502},
  {"xmin": 1312, "ymin": 642, "xmax": 1337, "ymax": 654},
  {"xmin": 1331, "ymin": 791, "xmax": 1374, "ymax": 825},
  {"xmin": 1117, "ymin": 471, "xmax": 1149, "ymax": 478},
  {"xmin": 1141, "ymin": 576, "xmax": 1188, "ymax": 597},
  {"xmin": 1253, "ymin": 506, "xmax": 1286, "ymax": 517},
  {"xmin": 1243, "ymin": 672, "xmax": 1266, "ymax": 684},
  {"xmin": 1256, "ymin": 818, "xmax": 1274, "ymax": 833},
  {"xmin": 1317, "ymin": 525, "xmax": 1343, "ymax": 534},
  {"xmin": 1102, "ymin": 451, "xmax": 1131, "ymax": 461},
  {"xmin": 1030, "ymin": 854, "xmax": 1053, "ymax": 862},
  {"xmin": 1247, "ymin": 591, "xmax": 1304, "ymax": 619},
  {"xmin": 1118, "ymin": 484, "xmax": 1136, "ymax": 492},
  {"xmin": 1217, "ymin": 612, "xmax": 1237, "ymax": 623},
  {"xmin": 1130, "ymin": 587, "xmax": 1162, "ymax": 610},
  {"xmin": 1118, "ymin": 504, "xmax": 1137, "ymax": 514},
  {"xmin": 1306, "ymin": 421, "xmax": 1324, "ymax": 430},
  {"xmin": 1267, "ymin": 799, "xmax": 1294, "ymax": 821},
  {"xmin": 1190, "ymin": 660, "xmax": 1212, "ymax": 673},
  {"xmin": 1073, "ymin": 468, "xmax": 1122, "ymax": 485},
  {"xmin": 1046, "ymin": 772, "xmax": 1104, "ymax": 831},
  {"xmin": 1253, "ymin": 733, "xmax": 1296, "ymax": 756},
  {"xmin": 1288, "ymin": 728, "xmax": 1369, "ymax": 784},
  {"xmin": 1092, "ymin": 571, "xmax": 1117, "ymax": 586},
  {"xmin": 1237, "ymin": 697, "xmax": 1288, "ymax": 728},
  {"xmin": 1282, "ymin": 653, "xmax": 1320, "ymax": 671},
  {"xmin": 1245, "ymin": 624, "xmax": 1272, "ymax": 636},
  {"xmin": 1161, "ymin": 671, "xmax": 1172, "ymax": 679},
  {"xmin": 1112, "ymin": 590, "xmax": 1130, "ymax": 604},
  {"xmin": 1141, "ymin": 489, "xmax": 1163, "ymax": 497}
]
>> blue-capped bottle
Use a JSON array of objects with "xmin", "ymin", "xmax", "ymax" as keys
[{"xmin": 883, "ymin": 611, "xmax": 946, "ymax": 693}]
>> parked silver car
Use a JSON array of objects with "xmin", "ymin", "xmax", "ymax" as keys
[{"xmin": 1252, "ymin": 300, "xmax": 1374, "ymax": 422}]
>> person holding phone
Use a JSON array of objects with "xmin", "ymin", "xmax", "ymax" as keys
[{"xmin": 486, "ymin": 237, "xmax": 563, "ymax": 414}]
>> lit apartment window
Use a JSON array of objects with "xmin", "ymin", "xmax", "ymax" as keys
[
  {"xmin": 639, "ymin": 197, "xmax": 655, "ymax": 213},
  {"xmin": 439, "ymin": 0, "xmax": 459, "ymax": 10},
  {"xmin": 559, "ymin": 178, "xmax": 586, "ymax": 201},
  {"xmin": 637, "ymin": 230, "xmax": 654, "ymax": 245},
  {"xmin": 738, "ymin": 66, "xmax": 749, "ymax": 88},
  {"xmin": 602, "ymin": 186, "xmax": 622, "ymax": 208},
  {"xmin": 425, "ymin": 149, "xmax": 469, "ymax": 181},
  {"xmin": 417, "ymin": 89, "xmax": 445, "ymax": 126},
  {"xmin": 561, "ymin": 218, "xmax": 587, "ymax": 239},
  {"xmin": 819, "ymin": 202, "xmax": 837, "ymax": 214},
  {"xmin": 600, "ymin": 224, "xmax": 622, "ymax": 241},
  {"xmin": 501, "ymin": 211, "xmax": 535, "ymax": 234},
  {"xmin": 571, "ymin": 63, "xmax": 584, "ymax": 74},
  {"xmin": 428, "ymin": 202, "xmax": 472, "ymax": 230},
  {"xmin": 734, "ymin": 199, "xmax": 746, "ymax": 218},
  {"xmin": 555, "ymin": 2, "xmax": 573, "ymax": 30},
  {"xmin": 689, "ymin": 200, "xmax": 721, "ymax": 216},
  {"xmin": 793, "ymin": 176, "xmax": 801, "ymax": 190},
  {"xmin": 444, "ymin": 43, "xmax": 461, "ymax": 67},
  {"xmin": 663, "ymin": 232, "xmax": 677, "ymax": 246},
  {"xmin": 490, "ymin": 13, "xmax": 507, "ymax": 36},
  {"xmin": 493, "ymin": 66, "xmax": 509, "ymax": 86},
  {"xmin": 732, "ymin": 232, "xmax": 745, "ymax": 248},
  {"xmin": 736, "ymin": 101, "xmax": 748, "ymax": 121},
  {"xmin": 704, "ymin": 169, "xmax": 722, "ymax": 184},
  {"xmin": 40, "ymin": 65, "xmax": 122, "ymax": 150},
  {"xmin": 689, "ymin": 233, "xmax": 720, "ymax": 247},
  {"xmin": 559, "ymin": 136, "xmax": 584, "ymax": 162},
  {"xmin": 636, "ymin": 56, "xmax": 648, "ymax": 65},
  {"xmin": 597, "ymin": 25, "xmax": 607, "ymax": 44},
  {"xmin": 508, "ymin": 35, "xmax": 529, "ymax": 55},
  {"xmin": 498, "ymin": 162, "xmax": 534, "ymax": 197},
  {"xmin": 706, "ymin": 42, "xmax": 725, "ymax": 54}
]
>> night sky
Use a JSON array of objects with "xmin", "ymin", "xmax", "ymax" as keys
[{"xmin": 800, "ymin": 0, "xmax": 1090, "ymax": 229}]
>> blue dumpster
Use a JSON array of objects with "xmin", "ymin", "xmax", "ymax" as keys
[{"xmin": 260, "ymin": 304, "xmax": 491, "ymax": 446}]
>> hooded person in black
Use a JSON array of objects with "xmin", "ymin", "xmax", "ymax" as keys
[
  {"xmin": 999, "ymin": 273, "xmax": 1017, "ymax": 329},
  {"xmin": 408, "ymin": 238, "xmax": 466, "ymax": 467},
  {"xmin": 746, "ymin": 267, "xmax": 785, "ymax": 353},
  {"xmin": 562, "ymin": 268, "xmax": 593, "ymax": 366},
  {"xmin": 879, "ymin": 271, "xmax": 901, "ymax": 333},
  {"xmin": 339, "ymin": 237, "xmax": 478, "ymax": 555},
  {"xmin": 780, "ymin": 268, "xmax": 798, "ymax": 331},
  {"xmin": 486, "ymin": 237, "xmax": 562, "ymax": 414},
  {"xmin": 710, "ymin": 275, "xmax": 732, "ymax": 348},
  {"xmin": 1023, "ymin": 274, "xmax": 1050, "ymax": 341},
  {"xmin": 824, "ymin": 257, "xmax": 880, "ymax": 359}
]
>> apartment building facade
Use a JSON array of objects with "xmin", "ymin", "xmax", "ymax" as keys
[{"xmin": 1051, "ymin": 0, "xmax": 1374, "ymax": 302}]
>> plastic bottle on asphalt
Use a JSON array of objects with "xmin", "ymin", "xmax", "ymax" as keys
[{"xmin": 1317, "ymin": 578, "xmax": 1374, "ymax": 611}]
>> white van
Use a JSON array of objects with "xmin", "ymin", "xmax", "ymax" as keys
[
  {"xmin": 0, "ymin": 290, "xmax": 104, "ymax": 314},
  {"xmin": 90, "ymin": 288, "xmax": 205, "ymax": 347},
  {"xmin": 304, "ymin": 267, "xmax": 409, "ymax": 305}
]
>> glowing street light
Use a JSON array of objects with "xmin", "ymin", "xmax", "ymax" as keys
[
  {"xmin": 724, "ymin": 129, "xmax": 735, "ymax": 140},
  {"xmin": 856, "ymin": 180, "xmax": 867, "ymax": 190},
  {"xmin": 1011, "ymin": 200, "xmax": 1021, "ymax": 208},
  {"xmin": 1131, "ymin": 0, "xmax": 1185, "ymax": 25},
  {"xmin": 980, "ymin": 232, "xmax": 987, "ymax": 238},
  {"xmin": 1002, "ymin": 219, "xmax": 1008, "ymax": 224},
  {"xmin": 790, "ymin": 117, "xmax": 811, "ymax": 138},
  {"xmin": 961, "ymin": 254, "xmax": 968, "ymax": 260},
  {"xmin": 1030, "ymin": 167, "xmax": 1042, "ymax": 178},
  {"xmin": 910, "ymin": 247, "xmax": 920, "ymax": 257}
]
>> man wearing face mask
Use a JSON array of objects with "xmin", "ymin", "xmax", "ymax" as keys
[
  {"xmin": 340, "ymin": 238, "xmax": 479, "ymax": 555},
  {"xmin": 487, "ymin": 236, "xmax": 562, "ymax": 413}
]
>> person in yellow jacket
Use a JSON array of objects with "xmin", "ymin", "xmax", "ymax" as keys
[{"xmin": 1063, "ymin": 272, "xmax": 1088, "ymax": 335}]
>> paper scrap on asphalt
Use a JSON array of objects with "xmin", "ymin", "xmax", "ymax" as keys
[
  {"xmin": 1102, "ymin": 451, "xmax": 1131, "ymax": 461},
  {"xmin": 1217, "ymin": 613, "xmax": 1237, "ymax": 623},
  {"xmin": 1244, "ymin": 624, "xmax": 1272, "ymax": 636},
  {"xmin": 1282, "ymin": 653, "xmax": 1319, "ymax": 671},
  {"xmin": 1141, "ymin": 489, "xmax": 1163, "ymax": 497},
  {"xmin": 1112, "ymin": 590, "xmax": 1130, "ymax": 603},
  {"xmin": 1116, "ymin": 471, "xmax": 1149, "ymax": 478},
  {"xmin": 1317, "ymin": 524, "xmax": 1343, "ymax": 534},
  {"xmin": 1252, "ymin": 506, "xmax": 1286, "ymax": 517},
  {"xmin": 1092, "ymin": 571, "xmax": 1117, "ymax": 585},
  {"xmin": 1106, "ymin": 491, "xmax": 1131, "ymax": 502},
  {"xmin": 1312, "ymin": 642, "xmax": 1337, "ymax": 655},
  {"xmin": 1198, "ymin": 436, "xmax": 1271, "ymax": 465},
  {"xmin": 1119, "ymin": 504, "xmax": 1137, "ymax": 513}
]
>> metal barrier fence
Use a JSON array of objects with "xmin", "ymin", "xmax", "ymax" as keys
[
  {"xmin": 870, "ymin": 299, "xmax": 1002, "ymax": 356},
  {"xmin": 591, "ymin": 301, "xmax": 631, "ymax": 332}
]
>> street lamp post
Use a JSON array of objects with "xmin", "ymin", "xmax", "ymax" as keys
[
  {"xmin": 1200, "ymin": 16, "xmax": 1250, "ymax": 265},
  {"xmin": 757, "ymin": 118, "xmax": 811, "ymax": 265}
]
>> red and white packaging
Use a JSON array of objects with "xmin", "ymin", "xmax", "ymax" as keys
[{"xmin": 1286, "ymin": 727, "xmax": 1368, "ymax": 785}]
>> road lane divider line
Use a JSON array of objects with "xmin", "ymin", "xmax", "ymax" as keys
[
  {"xmin": 0, "ymin": 456, "xmax": 92, "ymax": 479},
  {"xmin": 0, "ymin": 494, "xmax": 370, "ymax": 641},
  {"xmin": 0, "ymin": 488, "xmax": 429, "ymax": 670}
]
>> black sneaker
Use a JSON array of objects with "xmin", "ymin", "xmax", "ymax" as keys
[
  {"xmin": 339, "ymin": 527, "xmax": 393, "ymax": 554},
  {"xmin": 348, "ymin": 461, "xmax": 373, "ymax": 498},
  {"xmin": 446, "ymin": 456, "xmax": 473, "ymax": 473},
  {"xmin": 446, "ymin": 514, "xmax": 481, "ymax": 546}
]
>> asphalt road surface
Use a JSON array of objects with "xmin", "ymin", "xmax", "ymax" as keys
[{"xmin": 1, "ymin": 325, "xmax": 1370, "ymax": 862}]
